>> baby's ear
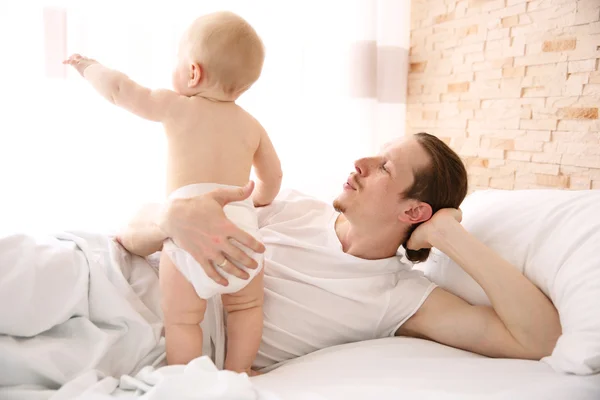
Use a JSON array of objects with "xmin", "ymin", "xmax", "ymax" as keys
[{"xmin": 188, "ymin": 63, "xmax": 202, "ymax": 88}]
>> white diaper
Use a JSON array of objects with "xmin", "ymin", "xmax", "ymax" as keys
[{"xmin": 162, "ymin": 183, "xmax": 263, "ymax": 299}]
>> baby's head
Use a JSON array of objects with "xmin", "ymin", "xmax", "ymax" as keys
[{"xmin": 173, "ymin": 11, "xmax": 265, "ymax": 100}]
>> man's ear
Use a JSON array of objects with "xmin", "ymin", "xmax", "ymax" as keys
[
  {"xmin": 188, "ymin": 63, "xmax": 202, "ymax": 88},
  {"xmin": 399, "ymin": 201, "xmax": 433, "ymax": 224}
]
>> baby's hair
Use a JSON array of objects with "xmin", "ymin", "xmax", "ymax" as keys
[{"xmin": 184, "ymin": 11, "xmax": 265, "ymax": 97}]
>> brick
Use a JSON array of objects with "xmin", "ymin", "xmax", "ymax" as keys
[
  {"xmin": 466, "ymin": 158, "xmax": 489, "ymax": 168},
  {"xmin": 552, "ymin": 130, "xmax": 599, "ymax": 143},
  {"xmin": 490, "ymin": 177, "xmax": 515, "ymax": 190},
  {"xmin": 546, "ymin": 96, "xmax": 579, "ymax": 108},
  {"xmin": 514, "ymin": 53, "xmax": 569, "ymax": 66},
  {"xmin": 458, "ymin": 100, "xmax": 480, "ymax": 110},
  {"xmin": 531, "ymin": 108, "xmax": 558, "ymax": 120},
  {"xmin": 536, "ymin": 174, "xmax": 569, "ymax": 188},
  {"xmin": 434, "ymin": 11, "xmax": 456, "ymax": 24},
  {"xmin": 583, "ymin": 84, "xmax": 600, "ymax": 96},
  {"xmin": 500, "ymin": 78, "xmax": 524, "ymax": 97},
  {"xmin": 469, "ymin": 175, "xmax": 491, "ymax": 187},
  {"xmin": 451, "ymin": 72, "xmax": 475, "ymax": 82},
  {"xmin": 562, "ymin": 154, "xmax": 600, "ymax": 168},
  {"xmin": 590, "ymin": 72, "xmax": 600, "ymax": 84},
  {"xmin": 422, "ymin": 111, "xmax": 438, "ymax": 120},
  {"xmin": 519, "ymin": 119, "xmax": 558, "ymax": 130},
  {"xmin": 530, "ymin": 163, "xmax": 560, "ymax": 175},
  {"xmin": 465, "ymin": 52, "xmax": 485, "ymax": 64},
  {"xmin": 502, "ymin": 15, "xmax": 519, "ymax": 28},
  {"xmin": 593, "ymin": 180, "xmax": 600, "ymax": 189},
  {"xmin": 488, "ymin": 159, "xmax": 506, "ymax": 168},
  {"xmin": 490, "ymin": 3, "xmax": 528, "ymax": 19},
  {"xmin": 503, "ymin": 66, "xmax": 525, "ymax": 77},
  {"xmin": 469, "ymin": 117, "xmax": 520, "ymax": 130},
  {"xmin": 448, "ymin": 82, "xmax": 470, "ymax": 92},
  {"xmin": 410, "ymin": 62, "xmax": 427, "ymax": 73},
  {"xmin": 490, "ymin": 139, "xmax": 515, "ymax": 150},
  {"xmin": 558, "ymin": 108, "xmax": 599, "ymax": 120},
  {"xmin": 526, "ymin": 62, "xmax": 567, "ymax": 76},
  {"xmin": 525, "ymin": 130, "xmax": 552, "ymax": 141},
  {"xmin": 514, "ymin": 139, "xmax": 544, "ymax": 152},
  {"xmin": 542, "ymin": 38, "xmax": 576, "ymax": 52},
  {"xmin": 570, "ymin": 177, "xmax": 592, "ymax": 190},
  {"xmin": 574, "ymin": 9, "xmax": 600, "ymax": 26},
  {"xmin": 475, "ymin": 69, "xmax": 503, "ymax": 80},
  {"xmin": 532, "ymin": 152, "xmax": 562, "ymax": 164},
  {"xmin": 557, "ymin": 119, "xmax": 600, "ymax": 131},
  {"xmin": 488, "ymin": 28, "xmax": 511, "ymax": 41},
  {"xmin": 482, "ymin": 0, "xmax": 506, "ymax": 12},
  {"xmin": 476, "ymin": 148, "xmax": 504, "ymax": 160},
  {"xmin": 568, "ymin": 59, "xmax": 596, "ymax": 73},
  {"xmin": 507, "ymin": 0, "xmax": 527, "ymax": 4}
]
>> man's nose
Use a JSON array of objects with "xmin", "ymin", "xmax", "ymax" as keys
[{"xmin": 354, "ymin": 158, "xmax": 371, "ymax": 176}]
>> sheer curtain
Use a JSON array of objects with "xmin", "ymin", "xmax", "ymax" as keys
[{"xmin": 0, "ymin": 0, "xmax": 410, "ymax": 234}]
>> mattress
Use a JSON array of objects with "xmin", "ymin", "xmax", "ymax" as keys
[{"xmin": 253, "ymin": 337, "xmax": 600, "ymax": 400}]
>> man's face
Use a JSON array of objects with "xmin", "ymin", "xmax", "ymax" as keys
[{"xmin": 333, "ymin": 137, "xmax": 431, "ymax": 226}]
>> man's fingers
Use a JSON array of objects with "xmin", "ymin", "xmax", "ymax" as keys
[
  {"xmin": 223, "ymin": 242, "xmax": 258, "ymax": 269},
  {"xmin": 218, "ymin": 256, "xmax": 250, "ymax": 280},
  {"xmin": 230, "ymin": 227, "xmax": 265, "ymax": 254},
  {"xmin": 212, "ymin": 181, "xmax": 255, "ymax": 206},
  {"xmin": 190, "ymin": 252, "xmax": 228, "ymax": 286}
]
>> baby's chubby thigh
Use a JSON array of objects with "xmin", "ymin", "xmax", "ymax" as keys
[{"xmin": 159, "ymin": 251, "xmax": 207, "ymax": 325}]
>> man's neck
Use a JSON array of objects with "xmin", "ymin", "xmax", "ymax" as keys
[{"xmin": 334, "ymin": 214, "xmax": 404, "ymax": 260}]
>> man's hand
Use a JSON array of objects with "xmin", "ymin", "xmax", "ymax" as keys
[
  {"xmin": 406, "ymin": 208, "xmax": 462, "ymax": 251},
  {"xmin": 63, "ymin": 53, "xmax": 98, "ymax": 77},
  {"xmin": 160, "ymin": 181, "xmax": 266, "ymax": 287}
]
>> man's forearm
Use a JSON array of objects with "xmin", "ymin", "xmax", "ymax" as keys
[
  {"xmin": 429, "ymin": 220, "xmax": 561, "ymax": 356},
  {"xmin": 118, "ymin": 203, "xmax": 168, "ymax": 257}
]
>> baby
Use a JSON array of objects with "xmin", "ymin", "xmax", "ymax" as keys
[{"xmin": 64, "ymin": 11, "xmax": 282, "ymax": 375}]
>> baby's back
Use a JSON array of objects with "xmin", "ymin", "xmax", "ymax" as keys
[{"xmin": 163, "ymin": 97, "xmax": 262, "ymax": 194}]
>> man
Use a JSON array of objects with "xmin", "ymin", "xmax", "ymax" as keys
[
  {"xmin": 123, "ymin": 132, "xmax": 561, "ymax": 365},
  {"xmin": 0, "ymin": 133, "xmax": 561, "ymax": 395}
]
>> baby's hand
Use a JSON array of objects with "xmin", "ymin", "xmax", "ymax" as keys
[{"xmin": 63, "ymin": 54, "xmax": 98, "ymax": 76}]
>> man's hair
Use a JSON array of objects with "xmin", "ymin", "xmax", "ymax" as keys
[
  {"xmin": 185, "ymin": 11, "xmax": 265, "ymax": 97},
  {"xmin": 401, "ymin": 132, "xmax": 468, "ymax": 263}
]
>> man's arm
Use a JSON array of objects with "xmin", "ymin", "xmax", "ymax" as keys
[
  {"xmin": 397, "ymin": 211, "xmax": 561, "ymax": 360},
  {"xmin": 64, "ymin": 54, "xmax": 179, "ymax": 122},
  {"xmin": 117, "ymin": 203, "xmax": 167, "ymax": 257}
]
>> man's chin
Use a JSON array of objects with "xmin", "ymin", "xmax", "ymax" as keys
[{"xmin": 332, "ymin": 198, "xmax": 345, "ymax": 213}]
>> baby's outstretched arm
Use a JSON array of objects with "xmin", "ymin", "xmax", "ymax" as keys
[
  {"xmin": 221, "ymin": 268, "xmax": 264, "ymax": 374},
  {"xmin": 252, "ymin": 129, "xmax": 283, "ymax": 207},
  {"xmin": 64, "ymin": 54, "xmax": 179, "ymax": 122}
]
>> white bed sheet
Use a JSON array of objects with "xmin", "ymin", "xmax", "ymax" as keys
[{"xmin": 253, "ymin": 337, "xmax": 600, "ymax": 400}]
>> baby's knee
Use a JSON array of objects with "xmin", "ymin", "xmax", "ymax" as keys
[{"xmin": 163, "ymin": 298, "xmax": 207, "ymax": 325}]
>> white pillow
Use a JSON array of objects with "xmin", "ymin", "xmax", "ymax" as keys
[{"xmin": 416, "ymin": 189, "xmax": 600, "ymax": 375}]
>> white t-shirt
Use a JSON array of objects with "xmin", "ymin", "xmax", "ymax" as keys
[{"xmin": 253, "ymin": 190, "xmax": 436, "ymax": 369}]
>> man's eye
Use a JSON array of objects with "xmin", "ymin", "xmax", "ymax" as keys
[{"xmin": 381, "ymin": 164, "xmax": 389, "ymax": 173}]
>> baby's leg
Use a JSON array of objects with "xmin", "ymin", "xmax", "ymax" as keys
[
  {"xmin": 221, "ymin": 268, "xmax": 264, "ymax": 373},
  {"xmin": 159, "ymin": 251, "xmax": 207, "ymax": 365}
]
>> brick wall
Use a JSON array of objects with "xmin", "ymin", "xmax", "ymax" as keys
[{"xmin": 407, "ymin": 0, "xmax": 600, "ymax": 191}]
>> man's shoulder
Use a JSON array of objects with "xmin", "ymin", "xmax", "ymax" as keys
[{"xmin": 257, "ymin": 188, "xmax": 333, "ymax": 226}]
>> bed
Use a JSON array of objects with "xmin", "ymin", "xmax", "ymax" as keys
[{"xmin": 2, "ymin": 188, "xmax": 600, "ymax": 399}]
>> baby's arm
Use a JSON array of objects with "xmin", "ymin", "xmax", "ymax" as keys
[
  {"xmin": 64, "ymin": 54, "xmax": 179, "ymax": 122},
  {"xmin": 221, "ymin": 268, "xmax": 264, "ymax": 374},
  {"xmin": 252, "ymin": 129, "xmax": 283, "ymax": 207}
]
